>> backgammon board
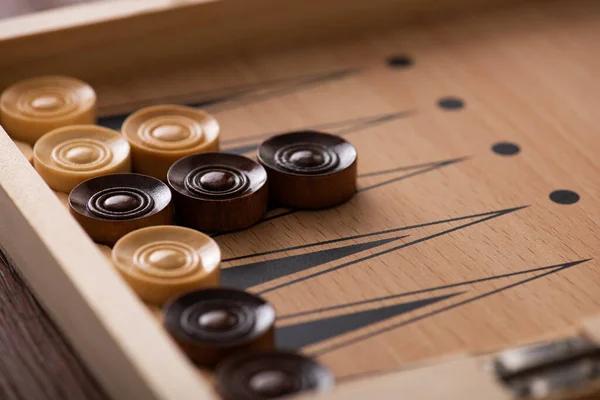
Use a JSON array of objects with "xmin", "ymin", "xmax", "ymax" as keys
[{"xmin": 0, "ymin": 0, "xmax": 599, "ymax": 399}]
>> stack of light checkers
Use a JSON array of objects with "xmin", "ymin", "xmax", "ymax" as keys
[{"xmin": 0, "ymin": 76, "xmax": 357, "ymax": 399}]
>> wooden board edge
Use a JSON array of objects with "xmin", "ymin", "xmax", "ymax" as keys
[
  {"xmin": 301, "ymin": 355, "xmax": 512, "ymax": 400},
  {"xmin": 0, "ymin": 0, "xmax": 534, "ymax": 90},
  {"xmin": 305, "ymin": 323, "xmax": 600, "ymax": 400},
  {"xmin": 0, "ymin": 129, "xmax": 217, "ymax": 400}
]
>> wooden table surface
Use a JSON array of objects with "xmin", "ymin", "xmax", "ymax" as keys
[
  {"xmin": 1, "ymin": 4, "xmax": 108, "ymax": 400},
  {"xmin": 0, "ymin": 252, "xmax": 107, "ymax": 400}
]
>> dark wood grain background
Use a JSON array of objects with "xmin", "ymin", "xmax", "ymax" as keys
[
  {"xmin": 0, "ymin": 251, "xmax": 107, "ymax": 400},
  {"xmin": 1, "ymin": 4, "xmax": 108, "ymax": 400}
]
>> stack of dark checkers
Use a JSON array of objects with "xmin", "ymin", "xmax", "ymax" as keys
[{"xmin": 0, "ymin": 74, "xmax": 357, "ymax": 400}]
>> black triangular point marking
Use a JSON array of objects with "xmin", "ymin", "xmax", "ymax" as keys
[
  {"xmin": 358, "ymin": 157, "xmax": 469, "ymax": 178},
  {"xmin": 254, "ymin": 206, "xmax": 528, "ymax": 294},
  {"xmin": 212, "ymin": 156, "xmax": 470, "ymax": 234},
  {"xmin": 221, "ymin": 235, "xmax": 408, "ymax": 290},
  {"xmin": 223, "ymin": 110, "xmax": 416, "ymax": 155},
  {"xmin": 219, "ymin": 206, "xmax": 527, "ymax": 291},
  {"xmin": 335, "ymin": 111, "xmax": 417, "ymax": 137},
  {"xmin": 313, "ymin": 259, "xmax": 591, "ymax": 357},
  {"xmin": 221, "ymin": 111, "xmax": 415, "ymax": 146},
  {"xmin": 276, "ymin": 292, "xmax": 462, "ymax": 350},
  {"xmin": 225, "ymin": 205, "xmax": 519, "ymax": 263},
  {"xmin": 205, "ymin": 68, "xmax": 359, "ymax": 114},
  {"xmin": 98, "ymin": 68, "xmax": 359, "ymax": 130},
  {"xmin": 277, "ymin": 261, "xmax": 570, "ymax": 320},
  {"xmin": 357, "ymin": 156, "xmax": 469, "ymax": 193}
]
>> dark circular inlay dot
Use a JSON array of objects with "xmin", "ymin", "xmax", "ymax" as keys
[
  {"xmin": 492, "ymin": 142, "xmax": 521, "ymax": 156},
  {"xmin": 199, "ymin": 171, "xmax": 237, "ymax": 192},
  {"xmin": 549, "ymin": 190, "xmax": 580, "ymax": 205},
  {"xmin": 198, "ymin": 310, "xmax": 239, "ymax": 331},
  {"xmin": 248, "ymin": 370, "xmax": 299, "ymax": 398},
  {"xmin": 289, "ymin": 150, "xmax": 325, "ymax": 168},
  {"xmin": 101, "ymin": 194, "xmax": 141, "ymax": 212},
  {"xmin": 386, "ymin": 55, "xmax": 413, "ymax": 68},
  {"xmin": 437, "ymin": 97, "xmax": 465, "ymax": 110}
]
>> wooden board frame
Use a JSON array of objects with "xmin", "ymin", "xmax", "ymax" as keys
[
  {"xmin": 1, "ymin": 0, "xmax": 600, "ymax": 399},
  {"xmin": 0, "ymin": 0, "xmax": 532, "ymax": 91}
]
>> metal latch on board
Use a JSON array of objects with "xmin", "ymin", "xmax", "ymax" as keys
[{"xmin": 492, "ymin": 336, "xmax": 600, "ymax": 399}]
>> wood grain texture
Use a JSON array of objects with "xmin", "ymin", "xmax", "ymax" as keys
[
  {"xmin": 294, "ymin": 356, "xmax": 511, "ymax": 400},
  {"xmin": 0, "ymin": 250, "xmax": 107, "ymax": 400},
  {"xmin": 0, "ymin": 0, "xmax": 535, "ymax": 91},
  {"xmin": 83, "ymin": 0, "xmax": 600, "ymax": 379},
  {"xmin": 0, "ymin": 127, "xmax": 217, "ymax": 400},
  {"xmin": 79, "ymin": 0, "xmax": 600, "ymax": 386},
  {"xmin": 0, "ymin": 5, "xmax": 108, "ymax": 400},
  {"xmin": 1, "ymin": 0, "xmax": 600, "ymax": 399}
]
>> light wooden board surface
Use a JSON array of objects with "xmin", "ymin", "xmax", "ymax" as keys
[
  {"xmin": 1, "ymin": 0, "xmax": 600, "ymax": 398},
  {"xmin": 300, "ymin": 356, "xmax": 511, "ymax": 400},
  {"xmin": 78, "ymin": 0, "xmax": 600, "ymax": 382},
  {"xmin": 0, "ymin": 0, "xmax": 535, "ymax": 90}
]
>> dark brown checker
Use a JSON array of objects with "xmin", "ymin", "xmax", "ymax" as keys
[
  {"xmin": 257, "ymin": 131, "xmax": 357, "ymax": 209},
  {"xmin": 163, "ymin": 288, "xmax": 275, "ymax": 367},
  {"xmin": 214, "ymin": 350, "xmax": 334, "ymax": 400},
  {"xmin": 167, "ymin": 153, "xmax": 268, "ymax": 232},
  {"xmin": 69, "ymin": 173, "xmax": 172, "ymax": 245}
]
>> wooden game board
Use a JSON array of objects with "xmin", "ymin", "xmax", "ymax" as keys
[{"xmin": 1, "ymin": 0, "xmax": 600, "ymax": 399}]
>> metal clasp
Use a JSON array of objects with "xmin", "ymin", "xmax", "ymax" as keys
[{"xmin": 493, "ymin": 336, "xmax": 600, "ymax": 399}]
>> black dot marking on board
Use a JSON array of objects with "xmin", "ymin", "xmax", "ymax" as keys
[
  {"xmin": 438, "ymin": 97, "xmax": 465, "ymax": 110},
  {"xmin": 386, "ymin": 55, "xmax": 413, "ymax": 68},
  {"xmin": 549, "ymin": 190, "xmax": 580, "ymax": 205},
  {"xmin": 492, "ymin": 142, "xmax": 521, "ymax": 156}
]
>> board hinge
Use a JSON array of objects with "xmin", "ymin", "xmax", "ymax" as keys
[{"xmin": 493, "ymin": 336, "xmax": 600, "ymax": 399}]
